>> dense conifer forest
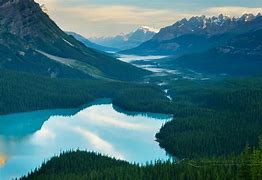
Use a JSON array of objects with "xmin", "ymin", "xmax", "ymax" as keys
[
  {"xmin": 2, "ymin": 69, "xmax": 262, "ymax": 179},
  {"xmin": 156, "ymin": 78, "xmax": 262, "ymax": 158},
  {"xmin": 20, "ymin": 136, "xmax": 262, "ymax": 180},
  {"xmin": 1, "ymin": 1, "xmax": 262, "ymax": 179},
  {"xmin": 0, "ymin": 70, "xmax": 170, "ymax": 115},
  {"xmin": 1, "ymin": 70, "xmax": 262, "ymax": 160}
]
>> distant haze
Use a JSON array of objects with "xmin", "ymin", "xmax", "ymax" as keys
[{"xmin": 36, "ymin": 0, "xmax": 262, "ymax": 38}]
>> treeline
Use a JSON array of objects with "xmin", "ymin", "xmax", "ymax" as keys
[
  {"xmin": 113, "ymin": 86, "xmax": 173, "ymax": 114},
  {"xmin": 3, "ymin": 69, "xmax": 262, "ymax": 166},
  {"xmin": 156, "ymin": 78, "xmax": 262, "ymax": 158},
  {"xmin": 20, "ymin": 136, "xmax": 262, "ymax": 180},
  {"xmin": 0, "ymin": 70, "xmax": 170, "ymax": 115}
]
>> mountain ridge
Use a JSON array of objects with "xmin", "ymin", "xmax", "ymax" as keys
[
  {"xmin": 162, "ymin": 28, "xmax": 262, "ymax": 76},
  {"xmin": 90, "ymin": 26, "xmax": 158, "ymax": 50},
  {"xmin": 0, "ymin": 0, "xmax": 150, "ymax": 81},
  {"xmin": 154, "ymin": 13, "xmax": 260, "ymax": 41},
  {"xmin": 122, "ymin": 13, "xmax": 262, "ymax": 56},
  {"xmin": 66, "ymin": 32, "xmax": 119, "ymax": 52}
]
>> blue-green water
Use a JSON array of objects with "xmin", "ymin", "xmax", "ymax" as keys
[{"xmin": 0, "ymin": 99, "xmax": 172, "ymax": 180}]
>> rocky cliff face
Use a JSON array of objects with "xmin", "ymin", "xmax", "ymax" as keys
[
  {"xmin": 0, "ymin": 0, "xmax": 69, "ymax": 49},
  {"xmin": 1, "ymin": 0, "xmax": 48, "ymax": 36}
]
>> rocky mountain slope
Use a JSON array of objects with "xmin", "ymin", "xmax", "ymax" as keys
[{"xmin": 0, "ymin": 0, "xmax": 150, "ymax": 81}]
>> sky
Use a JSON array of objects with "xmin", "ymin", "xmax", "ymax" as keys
[{"xmin": 36, "ymin": 0, "xmax": 262, "ymax": 38}]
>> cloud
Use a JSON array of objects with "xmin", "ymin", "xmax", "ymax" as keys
[
  {"xmin": 35, "ymin": 0, "xmax": 262, "ymax": 37},
  {"xmin": 36, "ymin": 1, "xmax": 188, "ymax": 37},
  {"xmin": 204, "ymin": 7, "xmax": 262, "ymax": 17},
  {"xmin": 73, "ymin": 126, "xmax": 125, "ymax": 159},
  {"xmin": 30, "ymin": 128, "xmax": 56, "ymax": 146},
  {"xmin": 78, "ymin": 110, "xmax": 149, "ymax": 130}
]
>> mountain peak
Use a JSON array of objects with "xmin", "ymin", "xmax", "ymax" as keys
[
  {"xmin": 0, "ymin": 0, "xmax": 36, "ymax": 10},
  {"xmin": 90, "ymin": 26, "xmax": 157, "ymax": 50},
  {"xmin": 0, "ymin": 0, "xmax": 149, "ymax": 81},
  {"xmin": 0, "ymin": 0, "xmax": 51, "ymax": 37},
  {"xmin": 240, "ymin": 13, "xmax": 256, "ymax": 22},
  {"xmin": 0, "ymin": 0, "xmax": 23, "ymax": 6},
  {"xmin": 154, "ymin": 13, "xmax": 260, "ymax": 41},
  {"xmin": 137, "ymin": 26, "xmax": 159, "ymax": 33}
]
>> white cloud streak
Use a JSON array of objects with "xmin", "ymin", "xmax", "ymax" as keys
[
  {"xmin": 73, "ymin": 126, "xmax": 125, "ymax": 159},
  {"xmin": 204, "ymin": 7, "xmax": 262, "ymax": 17},
  {"xmin": 35, "ymin": 1, "xmax": 262, "ymax": 37}
]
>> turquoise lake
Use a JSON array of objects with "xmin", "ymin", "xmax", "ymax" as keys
[{"xmin": 0, "ymin": 99, "xmax": 172, "ymax": 180}]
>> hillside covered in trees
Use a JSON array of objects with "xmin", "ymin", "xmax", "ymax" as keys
[
  {"xmin": 0, "ymin": 70, "xmax": 170, "ymax": 115},
  {"xmin": 1, "ymin": 69, "xmax": 262, "ymax": 161},
  {"xmin": 20, "ymin": 136, "xmax": 262, "ymax": 180},
  {"xmin": 156, "ymin": 78, "xmax": 262, "ymax": 158},
  {"xmin": 2, "ymin": 70, "xmax": 262, "ymax": 180}
]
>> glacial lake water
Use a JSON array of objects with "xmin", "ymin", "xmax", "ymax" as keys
[{"xmin": 0, "ymin": 99, "xmax": 172, "ymax": 180}]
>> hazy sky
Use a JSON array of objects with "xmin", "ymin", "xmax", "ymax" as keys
[{"xmin": 36, "ymin": 0, "xmax": 262, "ymax": 38}]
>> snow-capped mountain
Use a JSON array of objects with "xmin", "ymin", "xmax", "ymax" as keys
[
  {"xmin": 90, "ymin": 26, "xmax": 159, "ymax": 50},
  {"xmin": 154, "ymin": 13, "xmax": 261, "ymax": 41},
  {"xmin": 137, "ymin": 26, "xmax": 159, "ymax": 33},
  {"xmin": 122, "ymin": 13, "xmax": 262, "ymax": 55}
]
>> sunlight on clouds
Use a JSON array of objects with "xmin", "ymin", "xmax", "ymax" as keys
[
  {"xmin": 35, "ymin": 0, "xmax": 262, "ymax": 37},
  {"xmin": 73, "ymin": 126, "xmax": 125, "ymax": 160},
  {"xmin": 35, "ymin": 0, "xmax": 188, "ymax": 37},
  {"xmin": 31, "ymin": 128, "xmax": 56, "ymax": 146},
  {"xmin": 79, "ymin": 110, "xmax": 147, "ymax": 130},
  {"xmin": 0, "ymin": 102, "xmax": 171, "ymax": 176},
  {"xmin": 205, "ymin": 7, "xmax": 262, "ymax": 17},
  {"xmin": 75, "ymin": 104, "xmax": 168, "ymax": 131}
]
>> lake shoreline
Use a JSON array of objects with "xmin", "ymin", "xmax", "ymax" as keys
[
  {"xmin": 0, "ymin": 98, "xmax": 173, "ymax": 118},
  {"xmin": 0, "ymin": 100, "xmax": 172, "ymax": 180}
]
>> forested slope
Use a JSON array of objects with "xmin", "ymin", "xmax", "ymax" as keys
[
  {"xmin": 156, "ymin": 78, "xmax": 262, "ymax": 158},
  {"xmin": 0, "ymin": 70, "xmax": 170, "ymax": 115},
  {"xmin": 21, "ymin": 136, "xmax": 262, "ymax": 180},
  {"xmin": 2, "ymin": 69, "xmax": 262, "ymax": 161},
  {"xmin": 163, "ymin": 29, "xmax": 262, "ymax": 76}
]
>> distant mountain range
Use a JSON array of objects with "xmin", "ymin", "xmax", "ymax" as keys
[
  {"xmin": 90, "ymin": 26, "xmax": 159, "ymax": 50},
  {"xmin": 0, "ymin": 0, "xmax": 260, "ymax": 79},
  {"xmin": 66, "ymin": 32, "xmax": 119, "ymax": 52},
  {"xmin": 122, "ymin": 14, "xmax": 262, "ymax": 56},
  {"xmin": 0, "ymin": 0, "xmax": 150, "ymax": 81}
]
